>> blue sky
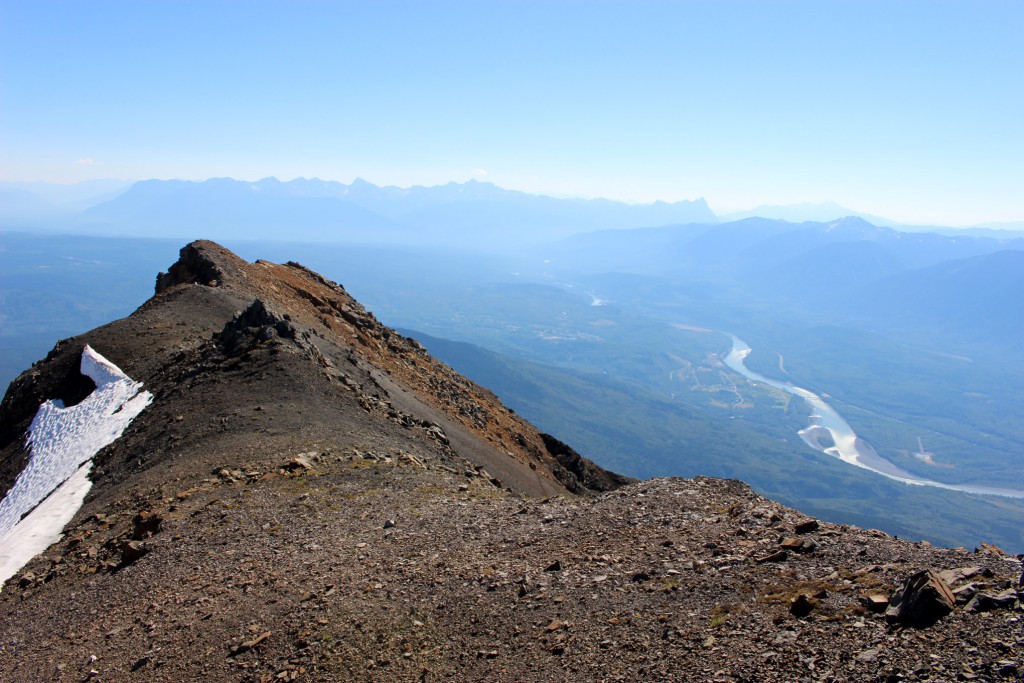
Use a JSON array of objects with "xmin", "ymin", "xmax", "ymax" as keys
[{"xmin": 1, "ymin": 0, "xmax": 1021, "ymax": 225}]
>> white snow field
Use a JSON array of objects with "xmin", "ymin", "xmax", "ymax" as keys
[{"xmin": 0, "ymin": 345, "xmax": 153, "ymax": 589}]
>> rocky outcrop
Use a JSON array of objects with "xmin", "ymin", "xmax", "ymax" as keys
[
  {"xmin": 539, "ymin": 432, "xmax": 635, "ymax": 493},
  {"xmin": 154, "ymin": 240, "xmax": 235, "ymax": 292},
  {"xmin": 216, "ymin": 299, "xmax": 300, "ymax": 356}
]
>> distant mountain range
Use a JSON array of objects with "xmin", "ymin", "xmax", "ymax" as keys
[
  {"xmin": 719, "ymin": 201, "xmax": 897, "ymax": 226},
  {"xmin": 850, "ymin": 249, "xmax": 1024, "ymax": 337},
  {"xmin": 3, "ymin": 177, "xmax": 1021, "ymax": 244},
  {"xmin": 2, "ymin": 178, "xmax": 715, "ymax": 245},
  {"xmin": 542, "ymin": 215, "xmax": 1024, "ymax": 342}
]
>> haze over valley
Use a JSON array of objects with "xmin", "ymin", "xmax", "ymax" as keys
[{"xmin": 3, "ymin": 177, "xmax": 1023, "ymax": 551}]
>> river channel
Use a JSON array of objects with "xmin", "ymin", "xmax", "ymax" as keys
[{"xmin": 723, "ymin": 334, "xmax": 1024, "ymax": 499}]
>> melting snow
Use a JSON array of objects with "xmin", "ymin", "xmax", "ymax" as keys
[{"xmin": 0, "ymin": 345, "xmax": 152, "ymax": 588}]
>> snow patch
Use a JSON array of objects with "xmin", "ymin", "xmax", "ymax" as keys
[{"xmin": 0, "ymin": 345, "xmax": 152, "ymax": 589}]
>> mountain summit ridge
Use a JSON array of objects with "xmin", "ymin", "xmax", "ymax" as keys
[
  {"xmin": 2, "ymin": 240, "xmax": 626, "ymax": 504},
  {"xmin": 0, "ymin": 242, "xmax": 1021, "ymax": 681}
]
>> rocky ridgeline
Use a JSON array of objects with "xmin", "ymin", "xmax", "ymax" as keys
[
  {"xmin": 0, "ymin": 242, "xmax": 1021, "ymax": 681},
  {"xmin": 4, "ymin": 467, "xmax": 1021, "ymax": 682},
  {"xmin": 160, "ymin": 241, "xmax": 629, "ymax": 495}
]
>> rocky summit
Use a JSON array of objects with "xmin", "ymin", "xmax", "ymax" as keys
[{"xmin": 0, "ymin": 241, "xmax": 1021, "ymax": 682}]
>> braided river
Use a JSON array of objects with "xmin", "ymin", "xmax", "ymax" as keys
[{"xmin": 723, "ymin": 334, "xmax": 1024, "ymax": 499}]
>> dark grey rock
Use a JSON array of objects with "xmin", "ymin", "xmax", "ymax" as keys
[
  {"xmin": 965, "ymin": 589, "xmax": 1018, "ymax": 613},
  {"xmin": 885, "ymin": 570, "xmax": 956, "ymax": 627}
]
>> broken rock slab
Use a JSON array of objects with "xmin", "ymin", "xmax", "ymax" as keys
[
  {"xmin": 964, "ymin": 589, "xmax": 1019, "ymax": 614},
  {"xmin": 936, "ymin": 566, "xmax": 993, "ymax": 586},
  {"xmin": 861, "ymin": 592, "xmax": 889, "ymax": 613},
  {"xmin": 885, "ymin": 570, "xmax": 956, "ymax": 627}
]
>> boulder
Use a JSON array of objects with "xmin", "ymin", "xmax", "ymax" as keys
[
  {"xmin": 780, "ymin": 537, "xmax": 816, "ymax": 554},
  {"xmin": 119, "ymin": 540, "xmax": 149, "ymax": 566},
  {"xmin": 794, "ymin": 519, "xmax": 819, "ymax": 534},
  {"xmin": 131, "ymin": 510, "xmax": 163, "ymax": 540},
  {"xmin": 953, "ymin": 582, "xmax": 981, "ymax": 606},
  {"xmin": 937, "ymin": 566, "xmax": 992, "ymax": 586},
  {"xmin": 284, "ymin": 454, "xmax": 313, "ymax": 471},
  {"xmin": 964, "ymin": 589, "xmax": 1018, "ymax": 613},
  {"xmin": 861, "ymin": 592, "xmax": 889, "ymax": 613},
  {"xmin": 884, "ymin": 570, "xmax": 956, "ymax": 627},
  {"xmin": 789, "ymin": 594, "xmax": 815, "ymax": 618}
]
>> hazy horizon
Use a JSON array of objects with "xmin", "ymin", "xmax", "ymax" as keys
[{"xmin": 5, "ymin": 175, "xmax": 1024, "ymax": 231}]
